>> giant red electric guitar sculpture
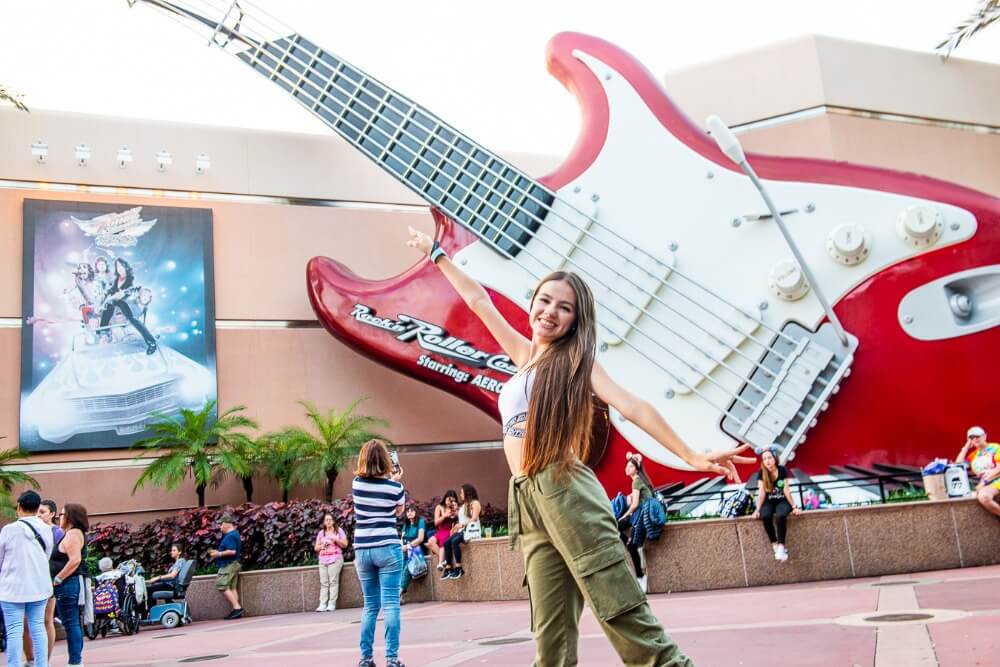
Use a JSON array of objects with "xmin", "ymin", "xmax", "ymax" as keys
[{"xmin": 133, "ymin": 1, "xmax": 1000, "ymax": 491}]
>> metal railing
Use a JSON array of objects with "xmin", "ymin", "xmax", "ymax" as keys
[{"xmin": 658, "ymin": 470, "xmax": 926, "ymax": 516}]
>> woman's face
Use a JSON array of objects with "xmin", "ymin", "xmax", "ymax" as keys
[
  {"xmin": 60, "ymin": 514, "xmax": 69, "ymax": 530},
  {"xmin": 530, "ymin": 280, "xmax": 577, "ymax": 343},
  {"xmin": 115, "ymin": 260, "xmax": 126, "ymax": 277},
  {"xmin": 446, "ymin": 497, "xmax": 457, "ymax": 510},
  {"xmin": 762, "ymin": 451, "xmax": 777, "ymax": 470},
  {"xmin": 37, "ymin": 505, "xmax": 54, "ymax": 525},
  {"xmin": 95, "ymin": 258, "xmax": 107, "ymax": 272},
  {"xmin": 625, "ymin": 460, "xmax": 637, "ymax": 476},
  {"xmin": 323, "ymin": 514, "xmax": 334, "ymax": 529},
  {"xmin": 170, "ymin": 545, "xmax": 180, "ymax": 560},
  {"xmin": 406, "ymin": 508, "xmax": 416, "ymax": 521}
]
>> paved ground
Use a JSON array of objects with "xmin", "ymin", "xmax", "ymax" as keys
[{"xmin": 45, "ymin": 564, "xmax": 1000, "ymax": 667}]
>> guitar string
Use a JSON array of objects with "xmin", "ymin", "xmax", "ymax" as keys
[
  {"xmin": 183, "ymin": 0, "xmax": 810, "ymax": 396},
  {"xmin": 189, "ymin": 0, "xmax": 805, "ymax": 365},
  {"xmin": 144, "ymin": 0, "xmax": 820, "ymax": 438}
]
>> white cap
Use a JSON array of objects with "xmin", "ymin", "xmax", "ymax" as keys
[{"xmin": 967, "ymin": 426, "xmax": 986, "ymax": 438}]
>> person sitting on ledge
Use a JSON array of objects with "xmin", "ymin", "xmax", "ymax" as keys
[
  {"xmin": 441, "ymin": 484, "xmax": 481, "ymax": 580},
  {"xmin": 146, "ymin": 544, "xmax": 187, "ymax": 597},
  {"xmin": 956, "ymin": 425, "xmax": 1000, "ymax": 518},
  {"xmin": 399, "ymin": 506, "xmax": 427, "ymax": 596},
  {"xmin": 751, "ymin": 445, "xmax": 800, "ymax": 562}
]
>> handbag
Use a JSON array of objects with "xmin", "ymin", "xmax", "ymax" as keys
[
  {"xmin": 462, "ymin": 520, "xmax": 482, "ymax": 541},
  {"xmin": 407, "ymin": 547, "xmax": 428, "ymax": 579}
]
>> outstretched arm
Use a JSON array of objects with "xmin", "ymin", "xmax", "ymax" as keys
[
  {"xmin": 407, "ymin": 226, "xmax": 531, "ymax": 367},
  {"xmin": 591, "ymin": 362, "xmax": 754, "ymax": 478}
]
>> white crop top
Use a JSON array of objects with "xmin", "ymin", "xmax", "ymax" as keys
[{"xmin": 498, "ymin": 368, "xmax": 534, "ymax": 438}]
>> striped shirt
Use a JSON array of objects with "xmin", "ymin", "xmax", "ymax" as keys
[{"xmin": 352, "ymin": 476, "xmax": 406, "ymax": 549}]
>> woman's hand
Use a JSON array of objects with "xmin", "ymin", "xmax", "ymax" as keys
[
  {"xmin": 406, "ymin": 226, "xmax": 434, "ymax": 256},
  {"xmin": 792, "ymin": 507, "xmax": 802, "ymax": 516},
  {"xmin": 751, "ymin": 510, "xmax": 760, "ymax": 519},
  {"xmin": 688, "ymin": 444, "xmax": 756, "ymax": 480},
  {"xmin": 390, "ymin": 466, "xmax": 404, "ymax": 483}
]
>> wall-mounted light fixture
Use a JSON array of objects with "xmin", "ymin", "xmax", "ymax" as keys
[
  {"xmin": 74, "ymin": 144, "xmax": 91, "ymax": 167},
  {"xmin": 195, "ymin": 153, "xmax": 210, "ymax": 175},
  {"xmin": 31, "ymin": 140, "xmax": 48, "ymax": 164},
  {"xmin": 116, "ymin": 146, "xmax": 133, "ymax": 169},
  {"xmin": 156, "ymin": 149, "xmax": 173, "ymax": 172}
]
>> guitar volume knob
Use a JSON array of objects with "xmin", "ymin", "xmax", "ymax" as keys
[
  {"xmin": 826, "ymin": 223, "xmax": 871, "ymax": 265},
  {"xmin": 896, "ymin": 205, "xmax": 944, "ymax": 248},
  {"xmin": 768, "ymin": 259, "xmax": 810, "ymax": 301}
]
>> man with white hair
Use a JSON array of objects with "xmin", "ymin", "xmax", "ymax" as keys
[{"xmin": 956, "ymin": 426, "xmax": 1000, "ymax": 518}]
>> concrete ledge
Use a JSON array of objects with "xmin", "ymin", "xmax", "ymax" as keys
[{"xmin": 184, "ymin": 497, "xmax": 999, "ymax": 619}]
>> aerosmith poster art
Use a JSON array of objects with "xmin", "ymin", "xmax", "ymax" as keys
[{"xmin": 19, "ymin": 199, "xmax": 217, "ymax": 452}]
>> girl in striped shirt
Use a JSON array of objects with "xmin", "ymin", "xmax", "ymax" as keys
[{"xmin": 352, "ymin": 439, "xmax": 406, "ymax": 667}]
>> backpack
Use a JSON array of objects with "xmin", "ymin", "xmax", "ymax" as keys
[
  {"xmin": 93, "ymin": 579, "xmax": 119, "ymax": 615},
  {"xmin": 720, "ymin": 488, "xmax": 752, "ymax": 519},
  {"xmin": 643, "ymin": 497, "xmax": 667, "ymax": 537}
]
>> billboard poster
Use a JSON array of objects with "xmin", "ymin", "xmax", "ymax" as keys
[{"xmin": 19, "ymin": 199, "xmax": 217, "ymax": 452}]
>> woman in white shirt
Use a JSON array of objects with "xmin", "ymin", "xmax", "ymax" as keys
[{"xmin": 0, "ymin": 490, "xmax": 53, "ymax": 667}]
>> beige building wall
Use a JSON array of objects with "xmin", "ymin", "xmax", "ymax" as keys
[{"xmin": 1, "ymin": 35, "xmax": 998, "ymax": 523}]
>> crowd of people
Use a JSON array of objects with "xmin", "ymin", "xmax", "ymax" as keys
[
  {"xmin": 7, "ymin": 232, "xmax": 999, "ymax": 667},
  {"xmin": 0, "ymin": 492, "xmax": 88, "ymax": 667}
]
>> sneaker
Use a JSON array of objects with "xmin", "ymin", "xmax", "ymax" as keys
[
  {"xmin": 451, "ymin": 567, "xmax": 464, "ymax": 580},
  {"xmin": 441, "ymin": 569, "xmax": 452, "ymax": 580},
  {"xmin": 386, "ymin": 659, "xmax": 406, "ymax": 667},
  {"xmin": 436, "ymin": 561, "xmax": 446, "ymax": 571},
  {"xmin": 637, "ymin": 574, "xmax": 648, "ymax": 593},
  {"xmin": 316, "ymin": 604, "xmax": 328, "ymax": 612},
  {"xmin": 224, "ymin": 607, "xmax": 245, "ymax": 620},
  {"xmin": 775, "ymin": 545, "xmax": 789, "ymax": 562},
  {"xmin": 357, "ymin": 659, "xmax": 376, "ymax": 667},
  {"xmin": 23, "ymin": 661, "xmax": 36, "ymax": 667}
]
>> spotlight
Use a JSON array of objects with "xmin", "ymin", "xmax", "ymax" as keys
[
  {"xmin": 31, "ymin": 140, "xmax": 48, "ymax": 164},
  {"xmin": 74, "ymin": 144, "xmax": 91, "ymax": 167},
  {"xmin": 156, "ymin": 149, "xmax": 173, "ymax": 172},
  {"xmin": 116, "ymin": 146, "xmax": 133, "ymax": 169},
  {"xmin": 195, "ymin": 153, "xmax": 210, "ymax": 175}
]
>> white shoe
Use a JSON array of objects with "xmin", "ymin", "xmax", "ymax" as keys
[
  {"xmin": 316, "ymin": 604, "xmax": 328, "ymax": 612},
  {"xmin": 637, "ymin": 575, "xmax": 648, "ymax": 593},
  {"xmin": 776, "ymin": 544, "xmax": 789, "ymax": 562},
  {"xmin": 23, "ymin": 661, "xmax": 36, "ymax": 667}
]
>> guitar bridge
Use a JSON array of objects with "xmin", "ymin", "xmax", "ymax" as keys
[{"xmin": 721, "ymin": 321, "xmax": 857, "ymax": 462}]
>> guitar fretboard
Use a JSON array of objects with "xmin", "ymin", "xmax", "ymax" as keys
[{"xmin": 237, "ymin": 34, "xmax": 553, "ymax": 258}]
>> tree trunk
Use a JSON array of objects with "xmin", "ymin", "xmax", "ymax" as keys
[
  {"xmin": 282, "ymin": 486, "xmax": 289, "ymax": 503},
  {"xmin": 325, "ymin": 468, "xmax": 338, "ymax": 503},
  {"xmin": 241, "ymin": 475, "xmax": 254, "ymax": 503},
  {"xmin": 196, "ymin": 484, "xmax": 206, "ymax": 507}
]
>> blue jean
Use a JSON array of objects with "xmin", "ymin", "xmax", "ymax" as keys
[
  {"xmin": 1, "ymin": 598, "xmax": 48, "ymax": 667},
  {"xmin": 354, "ymin": 544, "xmax": 403, "ymax": 660},
  {"xmin": 54, "ymin": 576, "xmax": 83, "ymax": 665}
]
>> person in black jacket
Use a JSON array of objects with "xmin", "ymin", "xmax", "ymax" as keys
[{"xmin": 98, "ymin": 258, "xmax": 157, "ymax": 354}]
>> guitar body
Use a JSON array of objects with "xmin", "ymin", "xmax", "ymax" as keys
[{"xmin": 308, "ymin": 32, "xmax": 1000, "ymax": 491}]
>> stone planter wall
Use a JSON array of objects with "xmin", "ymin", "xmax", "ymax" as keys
[{"xmin": 184, "ymin": 497, "xmax": 1000, "ymax": 620}]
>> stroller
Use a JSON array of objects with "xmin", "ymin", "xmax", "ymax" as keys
[{"xmin": 86, "ymin": 558, "xmax": 147, "ymax": 639}]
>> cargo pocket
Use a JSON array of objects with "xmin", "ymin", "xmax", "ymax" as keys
[{"xmin": 573, "ymin": 541, "xmax": 644, "ymax": 622}]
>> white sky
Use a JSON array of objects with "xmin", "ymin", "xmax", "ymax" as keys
[{"xmin": 1, "ymin": 0, "xmax": 998, "ymax": 156}]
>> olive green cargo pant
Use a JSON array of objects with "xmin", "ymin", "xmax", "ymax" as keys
[{"xmin": 509, "ymin": 461, "xmax": 693, "ymax": 667}]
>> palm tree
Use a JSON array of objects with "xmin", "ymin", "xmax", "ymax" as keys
[
  {"xmin": 938, "ymin": 1, "xmax": 1000, "ymax": 58},
  {"xmin": 269, "ymin": 399, "xmax": 388, "ymax": 502},
  {"xmin": 224, "ymin": 436, "xmax": 265, "ymax": 503},
  {"xmin": 0, "ymin": 438, "xmax": 40, "ymax": 519},
  {"xmin": 257, "ymin": 435, "xmax": 300, "ymax": 503},
  {"xmin": 131, "ymin": 402, "xmax": 256, "ymax": 507},
  {"xmin": 0, "ymin": 84, "xmax": 28, "ymax": 111}
]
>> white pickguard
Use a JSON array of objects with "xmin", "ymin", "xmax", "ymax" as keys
[{"xmin": 454, "ymin": 49, "xmax": 976, "ymax": 470}]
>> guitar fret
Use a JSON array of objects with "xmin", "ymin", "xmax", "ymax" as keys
[
  {"xmin": 293, "ymin": 43, "xmax": 322, "ymax": 99},
  {"xmin": 403, "ymin": 120, "xmax": 439, "ymax": 180},
  {"xmin": 357, "ymin": 88, "xmax": 392, "ymax": 155},
  {"xmin": 434, "ymin": 133, "xmax": 465, "ymax": 209},
  {"xmin": 376, "ymin": 104, "xmax": 416, "ymax": 171},
  {"xmin": 334, "ymin": 68, "xmax": 365, "ymax": 130},
  {"xmin": 269, "ymin": 34, "xmax": 298, "ymax": 83},
  {"xmin": 313, "ymin": 60, "xmax": 345, "ymax": 114}
]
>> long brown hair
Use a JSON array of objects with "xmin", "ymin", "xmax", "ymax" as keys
[
  {"xmin": 355, "ymin": 438, "xmax": 393, "ymax": 478},
  {"xmin": 62, "ymin": 503, "xmax": 90, "ymax": 532},
  {"xmin": 521, "ymin": 271, "xmax": 598, "ymax": 478},
  {"xmin": 759, "ymin": 451, "xmax": 779, "ymax": 494}
]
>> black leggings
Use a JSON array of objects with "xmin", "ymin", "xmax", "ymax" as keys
[
  {"xmin": 760, "ymin": 497, "xmax": 792, "ymax": 543},
  {"xmin": 443, "ymin": 532, "xmax": 466, "ymax": 566},
  {"xmin": 617, "ymin": 520, "xmax": 643, "ymax": 577}
]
